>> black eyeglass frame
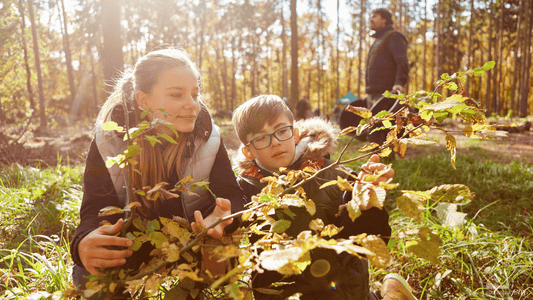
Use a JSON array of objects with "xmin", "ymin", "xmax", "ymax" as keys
[{"xmin": 245, "ymin": 125, "xmax": 294, "ymax": 150}]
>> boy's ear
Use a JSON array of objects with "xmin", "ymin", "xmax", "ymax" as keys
[
  {"xmin": 242, "ymin": 146, "xmax": 255, "ymax": 160},
  {"xmin": 294, "ymin": 128, "xmax": 300, "ymax": 143}
]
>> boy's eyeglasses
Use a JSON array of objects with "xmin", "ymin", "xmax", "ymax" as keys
[{"xmin": 246, "ymin": 125, "xmax": 294, "ymax": 150}]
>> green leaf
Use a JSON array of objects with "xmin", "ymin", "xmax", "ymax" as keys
[
  {"xmin": 271, "ymin": 219, "xmax": 292, "ymax": 233},
  {"xmin": 124, "ymin": 145, "xmax": 142, "ymax": 159},
  {"xmin": 101, "ymin": 121, "xmax": 123, "ymax": 131},
  {"xmin": 443, "ymin": 82, "xmax": 458, "ymax": 91},
  {"xmin": 482, "ymin": 61, "xmax": 495, "ymax": 71},
  {"xmin": 145, "ymin": 135, "xmax": 162, "ymax": 147},
  {"xmin": 396, "ymin": 194, "xmax": 425, "ymax": 220},
  {"xmin": 440, "ymin": 73, "xmax": 451, "ymax": 80},
  {"xmin": 98, "ymin": 206, "xmax": 123, "ymax": 217},
  {"xmin": 133, "ymin": 218, "xmax": 146, "ymax": 231},
  {"xmin": 158, "ymin": 133, "xmax": 178, "ymax": 144},
  {"xmin": 148, "ymin": 231, "xmax": 168, "ymax": 248}
]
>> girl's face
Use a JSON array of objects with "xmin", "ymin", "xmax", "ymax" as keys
[{"xmin": 136, "ymin": 66, "xmax": 200, "ymax": 135}]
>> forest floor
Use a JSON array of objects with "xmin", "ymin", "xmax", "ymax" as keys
[{"xmin": 1, "ymin": 118, "xmax": 532, "ymax": 167}]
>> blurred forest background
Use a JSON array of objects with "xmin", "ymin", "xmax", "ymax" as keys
[{"xmin": 0, "ymin": 0, "xmax": 532, "ymax": 132}]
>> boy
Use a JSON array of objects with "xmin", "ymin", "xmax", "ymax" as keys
[{"xmin": 232, "ymin": 95, "xmax": 417, "ymax": 300}]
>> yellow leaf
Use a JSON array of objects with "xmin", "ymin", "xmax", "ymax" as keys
[
  {"xmin": 406, "ymin": 228, "xmax": 443, "ymax": 264},
  {"xmin": 309, "ymin": 218, "xmax": 324, "ymax": 232},
  {"xmin": 320, "ymin": 224, "xmax": 343, "ymax": 237},
  {"xmin": 345, "ymin": 105, "xmax": 372, "ymax": 119},
  {"xmin": 369, "ymin": 186, "xmax": 386, "ymax": 210},
  {"xmin": 361, "ymin": 235, "xmax": 390, "ymax": 269},
  {"xmin": 164, "ymin": 243, "xmax": 181, "ymax": 262},
  {"xmin": 260, "ymin": 247, "xmax": 303, "ymax": 271},
  {"xmin": 347, "ymin": 199, "xmax": 362, "ymax": 222},
  {"xmin": 429, "ymin": 184, "xmax": 472, "ymax": 204},
  {"xmin": 379, "ymin": 147, "xmax": 392, "ymax": 157},
  {"xmin": 320, "ymin": 180, "xmax": 338, "ymax": 189},
  {"xmin": 396, "ymin": 193, "xmax": 425, "ymax": 220},
  {"xmin": 335, "ymin": 176, "xmax": 353, "ymax": 191},
  {"xmin": 358, "ymin": 142, "xmax": 379, "ymax": 152},
  {"xmin": 304, "ymin": 199, "xmax": 316, "ymax": 216}
]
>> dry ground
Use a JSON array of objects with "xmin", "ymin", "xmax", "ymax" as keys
[{"xmin": 1, "ymin": 119, "xmax": 532, "ymax": 167}]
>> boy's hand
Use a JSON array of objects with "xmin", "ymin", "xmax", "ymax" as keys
[
  {"xmin": 359, "ymin": 154, "xmax": 395, "ymax": 185},
  {"xmin": 191, "ymin": 198, "xmax": 233, "ymax": 239},
  {"xmin": 78, "ymin": 218, "xmax": 134, "ymax": 275}
]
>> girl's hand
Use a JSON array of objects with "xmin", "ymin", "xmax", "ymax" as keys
[
  {"xmin": 191, "ymin": 198, "xmax": 233, "ymax": 239},
  {"xmin": 78, "ymin": 218, "xmax": 134, "ymax": 275},
  {"xmin": 359, "ymin": 154, "xmax": 395, "ymax": 185}
]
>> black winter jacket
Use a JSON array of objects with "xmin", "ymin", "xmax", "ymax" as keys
[{"xmin": 365, "ymin": 25, "xmax": 409, "ymax": 95}]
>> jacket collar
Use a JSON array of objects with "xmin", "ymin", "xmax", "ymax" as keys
[{"xmin": 371, "ymin": 25, "xmax": 394, "ymax": 38}]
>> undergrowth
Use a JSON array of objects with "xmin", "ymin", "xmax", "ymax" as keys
[{"xmin": 1, "ymin": 143, "xmax": 532, "ymax": 299}]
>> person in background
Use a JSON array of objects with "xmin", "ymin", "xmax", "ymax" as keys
[
  {"xmin": 364, "ymin": 8, "xmax": 409, "ymax": 145},
  {"xmin": 295, "ymin": 95, "xmax": 312, "ymax": 120}
]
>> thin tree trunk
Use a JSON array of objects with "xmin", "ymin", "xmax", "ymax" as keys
[
  {"xmin": 510, "ymin": 0, "xmax": 523, "ymax": 113},
  {"xmin": 290, "ymin": 0, "xmax": 299, "ymax": 107},
  {"xmin": 27, "ymin": 0, "xmax": 46, "ymax": 130},
  {"xmin": 496, "ymin": 0, "xmax": 504, "ymax": 113},
  {"xmin": 422, "ymin": 0, "xmax": 427, "ymax": 91},
  {"xmin": 357, "ymin": 0, "xmax": 365, "ymax": 96},
  {"xmin": 60, "ymin": 0, "xmax": 76, "ymax": 103},
  {"xmin": 17, "ymin": 0, "xmax": 35, "ymax": 111},
  {"xmin": 466, "ymin": 0, "xmax": 474, "ymax": 94},
  {"xmin": 519, "ymin": 0, "xmax": 532, "ymax": 117},
  {"xmin": 335, "ymin": 0, "xmax": 340, "ymax": 101},
  {"xmin": 101, "ymin": 0, "xmax": 124, "ymax": 90},
  {"xmin": 88, "ymin": 42, "xmax": 98, "ymax": 112},
  {"xmin": 281, "ymin": 4, "xmax": 288, "ymax": 99},
  {"xmin": 491, "ymin": 0, "xmax": 501, "ymax": 114},
  {"xmin": 434, "ymin": 0, "xmax": 441, "ymax": 90},
  {"xmin": 485, "ymin": 0, "xmax": 493, "ymax": 115}
]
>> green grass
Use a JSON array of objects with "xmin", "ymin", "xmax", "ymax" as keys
[
  {"xmin": 1, "ymin": 137, "xmax": 532, "ymax": 299},
  {"xmin": 0, "ymin": 160, "xmax": 83, "ymax": 297},
  {"xmin": 335, "ymin": 135, "xmax": 533, "ymax": 299}
]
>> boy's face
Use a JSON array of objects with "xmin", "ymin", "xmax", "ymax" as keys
[{"xmin": 244, "ymin": 114, "xmax": 297, "ymax": 171}]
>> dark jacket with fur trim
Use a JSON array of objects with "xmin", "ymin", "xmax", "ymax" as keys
[
  {"xmin": 71, "ymin": 103, "xmax": 246, "ymax": 271},
  {"xmin": 234, "ymin": 117, "xmax": 391, "ymax": 300}
]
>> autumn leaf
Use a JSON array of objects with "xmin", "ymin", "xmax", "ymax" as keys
[
  {"xmin": 320, "ymin": 224, "xmax": 343, "ymax": 237},
  {"xmin": 101, "ymin": 121, "xmax": 123, "ymax": 132},
  {"xmin": 346, "ymin": 199, "xmax": 362, "ymax": 221},
  {"xmin": 260, "ymin": 247, "xmax": 303, "ymax": 271},
  {"xmin": 396, "ymin": 193, "xmax": 426, "ymax": 220},
  {"xmin": 405, "ymin": 227, "xmax": 443, "ymax": 264},
  {"xmin": 361, "ymin": 235, "xmax": 390, "ymax": 269},
  {"xmin": 429, "ymin": 184, "xmax": 472, "ymax": 204},
  {"xmin": 345, "ymin": 105, "xmax": 372, "ymax": 119},
  {"xmin": 309, "ymin": 218, "xmax": 324, "ymax": 232},
  {"xmin": 148, "ymin": 231, "xmax": 168, "ymax": 249},
  {"xmin": 98, "ymin": 206, "xmax": 123, "ymax": 217},
  {"xmin": 358, "ymin": 142, "xmax": 379, "ymax": 152}
]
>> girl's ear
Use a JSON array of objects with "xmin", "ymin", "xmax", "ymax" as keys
[
  {"xmin": 294, "ymin": 128, "xmax": 300, "ymax": 143},
  {"xmin": 135, "ymin": 91, "xmax": 148, "ymax": 109},
  {"xmin": 242, "ymin": 146, "xmax": 255, "ymax": 160}
]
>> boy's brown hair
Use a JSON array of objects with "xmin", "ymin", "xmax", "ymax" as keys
[{"xmin": 232, "ymin": 95, "xmax": 293, "ymax": 144}]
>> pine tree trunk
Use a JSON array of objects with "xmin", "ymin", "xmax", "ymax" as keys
[
  {"xmin": 434, "ymin": 0, "xmax": 441, "ymax": 90},
  {"xmin": 27, "ymin": 0, "xmax": 46, "ymax": 130},
  {"xmin": 422, "ymin": 0, "xmax": 427, "ymax": 91},
  {"xmin": 335, "ymin": 0, "xmax": 340, "ymax": 101},
  {"xmin": 466, "ymin": 0, "xmax": 474, "ymax": 94},
  {"xmin": 60, "ymin": 0, "xmax": 76, "ymax": 103},
  {"xmin": 17, "ymin": 0, "xmax": 35, "ymax": 111},
  {"xmin": 290, "ymin": 0, "xmax": 299, "ymax": 107},
  {"xmin": 510, "ymin": 0, "xmax": 523, "ymax": 113},
  {"xmin": 101, "ymin": 0, "xmax": 124, "ymax": 90},
  {"xmin": 484, "ymin": 0, "xmax": 493, "ymax": 115},
  {"xmin": 281, "ymin": 4, "xmax": 288, "ymax": 99},
  {"xmin": 519, "ymin": 0, "xmax": 532, "ymax": 117},
  {"xmin": 357, "ymin": 0, "xmax": 365, "ymax": 96}
]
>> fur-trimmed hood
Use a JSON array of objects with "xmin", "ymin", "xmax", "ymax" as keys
[{"xmin": 234, "ymin": 117, "xmax": 339, "ymax": 173}]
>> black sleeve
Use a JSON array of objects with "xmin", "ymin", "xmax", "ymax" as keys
[
  {"xmin": 70, "ymin": 139, "xmax": 123, "ymax": 268},
  {"xmin": 389, "ymin": 33, "xmax": 410, "ymax": 88},
  {"xmin": 335, "ymin": 190, "xmax": 392, "ymax": 245},
  {"xmin": 207, "ymin": 139, "xmax": 247, "ymax": 233}
]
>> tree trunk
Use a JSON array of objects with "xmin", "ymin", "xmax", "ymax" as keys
[
  {"xmin": 335, "ymin": 0, "xmax": 340, "ymax": 101},
  {"xmin": 357, "ymin": 0, "xmax": 365, "ymax": 96},
  {"xmin": 60, "ymin": 0, "xmax": 76, "ymax": 103},
  {"xmin": 422, "ymin": 0, "xmax": 427, "ymax": 91},
  {"xmin": 17, "ymin": 0, "xmax": 35, "ymax": 111},
  {"xmin": 290, "ymin": 0, "xmax": 299, "ymax": 108},
  {"xmin": 281, "ymin": 4, "xmax": 288, "ymax": 99},
  {"xmin": 466, "ymin": 0, "xmax": 474, "ymax": 94},
  {"xmin": 101, "ymin": 0, "xmax": 124, "ymax": 90},
  {"xmin": 491, "ymin": 0, "xmax": 501, "ymax": 115},
  {"xmin": 485, "ymin": 0, "xmax": 493, "ymax": 115},
  {"xmin": 27, "ymin": 0, "xmax": 46, "ymax": 130},
  {"xmin": 519, "ymin": 0, "xmax": 532, "ymax": 117},
  {"xmin": 88, "ymin": 42, "xmax": 98, "ymax": 113},
  {"xmin": 496, "ymin": 0, "xmax": 504, "ymax": 113},
  {"xmin": 510, "ymin": 0, "xmax": 524, "ymax": 113},
  {"xmin": 434, "ymin": 0, "xmax": 441, "ymax": 89}
]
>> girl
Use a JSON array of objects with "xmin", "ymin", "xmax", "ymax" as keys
[{"xmin": 70, "ymin": 48, "xmax": 246, "ymax": 295}]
